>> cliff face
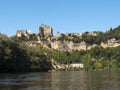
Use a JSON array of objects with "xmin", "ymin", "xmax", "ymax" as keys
[
  {"xmin": 50, "ymin": 38, "xmax": 120, "ymax": 51},
  {"xmin": 20, "ymin": 35, "xmax": 120, "ymax": 51},
  {"xmin": 100, "ymin": 38, "xmax": 120, "ymax": 48},
  {"xmin": 51, "ymin": 41, "xmax": 87, "ymax": 51}
]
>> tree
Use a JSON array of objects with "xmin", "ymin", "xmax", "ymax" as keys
[
  {"xmin": 0, "ymin": 34, "xmax": 30, "ymax": 72},
  {"xmin": 94, "ymin": 60, "xmax": 103, "ymax": 70},
  {"xmin": 27, "ymin": 46, "xmax": 52, "ymax": 72},
  {"xmin": 109, "ymin": 59, "xmax": 119, "ymax": 71},
  {"xmin": 82, "ymin": 54, "xmax": 93, "ymax": 71},
  {"xmin": 29, "ymin": 33, "xmax": 38, "ymax": 41}
]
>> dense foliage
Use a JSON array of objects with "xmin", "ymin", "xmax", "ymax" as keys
[
  {"xmin": 17, "ymin": 33, "xmax": 38, "ymax": 41},
  {"xmin": 0, "ymin": 34, "xmax": 51, "ymax": 73},
  {"xmin": 56, "ymin": 26, "xmax": 120, "ymax": 45},
  {"xmin": 52, "ymin": 26, "xmax": 120, "ymax": 71},
  {"xmin": 52, "ymin": 46, "xmax": 120, "ymax": 71}
]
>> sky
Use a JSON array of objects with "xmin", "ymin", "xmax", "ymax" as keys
[{"xmin": 0, "ymin": 0, "xmax": 120, "ymax": 36}]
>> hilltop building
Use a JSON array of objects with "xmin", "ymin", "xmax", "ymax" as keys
[{"xmin": 39, "ymin": 24, "xmax": 53, "ymax": 38}]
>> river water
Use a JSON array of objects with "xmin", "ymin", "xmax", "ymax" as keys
[{"xmin": 0, "ymin": 71, "xmax": 120, "ymax": 90}]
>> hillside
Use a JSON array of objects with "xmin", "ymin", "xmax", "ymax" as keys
[
  {"xmin": 50, "ymin": 26, "xmax": 120, "ymax": 51},
  {"xmin": 1, "ymin": 25, "xmax": 120, "ymax": 72},
  {"xmin": 16, "ymin": 25, "xmax": 120, "ymax": 51}
]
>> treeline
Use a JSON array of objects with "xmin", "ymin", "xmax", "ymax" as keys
[
  {"xmin": 82, "ymin": 26, "xmax": 120, "ymax": 44},
  {"xmin": 56, "ymin": 26, "xmax": 120, "ymax": 45},
  {"xmin": 0, "ymin": 34, "xmax": 51, "ymax": 73},
  {"xmin": 52, "ymin": 46, "xmax": 120, "ymax": 71}
]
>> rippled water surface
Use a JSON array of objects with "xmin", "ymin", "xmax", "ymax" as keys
[{"xmin": 0, "ymin": 71, "xmax": 120, "ymax": 90}]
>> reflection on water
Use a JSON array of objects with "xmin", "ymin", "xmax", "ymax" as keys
[{"xmin": 0, "ymin": 71, "xmax": 120, "ymax": 90}]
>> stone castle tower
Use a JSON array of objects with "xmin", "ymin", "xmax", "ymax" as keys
[{"xmin": 39, "ymin": 24, "xmax": 53, "ymax": 38}]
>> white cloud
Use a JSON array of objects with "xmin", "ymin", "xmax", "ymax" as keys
[{"xmin": 28, "ymin": 30, "xmax": 32, "ymax": 34}]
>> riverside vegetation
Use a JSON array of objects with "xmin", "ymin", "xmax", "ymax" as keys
[{"xmin": 1, "ymin": 25, "xmax": 120, "ymax": 72}]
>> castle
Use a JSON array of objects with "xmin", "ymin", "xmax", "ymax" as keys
[
  {"xmin": 16, "ymin": 24, "xmax": 53, "ymax": 38},
  {"xmin": 39, "ymin": 24, "xmax": 53, "ymax": 38}
]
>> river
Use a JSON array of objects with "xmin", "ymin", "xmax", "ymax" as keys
[{"xmin": 0, "ymin": 71, "xmax": 120, "ymax": 90}]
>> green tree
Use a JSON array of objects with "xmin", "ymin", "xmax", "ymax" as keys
[
  {"xmin": 0, "ymin": 34, "xmax": 30, "ymax": 72},
  {"xmin": 94, "ymin": 60, "xmax": 103, "ymax": 70},
  {"xmin": 27, "ymin": 47, "xmax": 52, "ymax": 72},
  {"xmin": 82, "ymin": 54, "xmax": 93, "ymax": 71},
  {"xmin": 109, "ymin": 59, "xmax": 119, "ymax": 71},
  {"xmin": 29, "ymin": 33, "xmax": 38, "ymax": 41}
]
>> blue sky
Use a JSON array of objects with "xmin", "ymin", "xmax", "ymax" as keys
[{"xmin": 0, "ymin": 0, "xmax": 120, "ymax": 36}]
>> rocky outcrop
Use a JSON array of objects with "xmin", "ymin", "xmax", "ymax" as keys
[
  {"xmin": 51, "ymin": 41, "xmax": 70, "ymax": 51},
  {"xmin": 50, "ymin": 38, "xmax": 120, "ymax": 51},
  {"xmin": 100, "ymin": 38, "xmax": 120, "ymax": 48},
  {"xmin": 51, "ymin": 41, "xmax": 88, "ymax": 51}
]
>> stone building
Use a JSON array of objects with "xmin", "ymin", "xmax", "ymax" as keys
[
  {"xmin": 16, "ymin": 30, "xmax": 29, "ymax": 37},
  {"xmin": 39, "ymin": 24, "xmax": 53, "ymax": 38}
]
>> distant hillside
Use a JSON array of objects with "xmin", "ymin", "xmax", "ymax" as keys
[
  {"xmin": 50, "ymin": 25, "xmax": 120, "ymax": 51},
  {"xmin": 15, "ymin": 25, "xmax": 120, "ymax": 51},
  {"xmin": 1, "ymin": 25, "xmax": 120, "ymax": 72}
]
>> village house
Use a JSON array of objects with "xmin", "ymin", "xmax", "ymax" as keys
[{"xmin": 70, "ymin": 63, "xmax": 84, "ymax": 68}]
